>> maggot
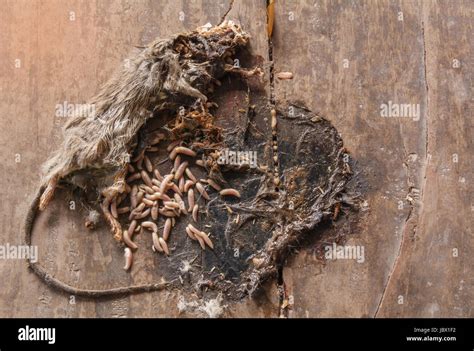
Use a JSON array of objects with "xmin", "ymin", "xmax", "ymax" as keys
[
  {"xmin": 169, "ymin": 147, "xmax": 178, "ymax": 160},
  {"xmin": 117, "ymin": 206, "xmax": 130, "ymax": 214},
  {"xmin": 187, "ymin": 223, "xmax": 201, "ymax": 235},
  {"xmin": 136, "ymin": 190, "xmax": 144, "ymax": 204},
  {"xmin": 159, "ymin": 208, "xmax": 178, "ymax": 217},
  {"xmin": 161, "ymin": 194, "xmax": 171, "ymax": 201},
  {"xmin": 129, "ymin": 202, "xmax": 145, "ymax": 219},
  {"xmin": 154, "ymin": 168, "xmax": 164, "ymax": 181},
  {"xmin": 159, "ymin": 237, "xmax": 169, "ymax": 255},
  {"xmin": 149, "ymin": 132, "xmax": 165, "ymax": 146},
  {"xmin": 271, "ymin": 108, "xmax": 277, "ymax": 129},
  {"xmin": 174, "ymin": 193, "xmax": 187, "ymax": 213},
  {"xmin": 192, "ymin": 204, "xmax": 199, "ymax": 222},
  {"xmin": 141, "ymin": 198, "xmax": 154, "ymax": 206},
  {"xmin": 135, "ymin": 208, "xmax": 151, "ymax": 219},
  {"xmin": 163, "ymin": 201, "xmax": 180, "ymax": 209},
  {"xmin": 146, "ymin": 192, "xmax": 171, "ymax": 201},
  {"xmin": 159, "ymin": 174, "xmax": 174, "ymax": 194},
  {"xmin": 179, "ymin": 176, "xmax": 185, "ymax": 193},
  {"xmin": 127, "ymin": 172, "xmax": 142, "ymax": 183},
  {"xmin": 196, "ymin": 231, "xmax": 214, "ymax": 250},
  {"xmin": 195, "ymin": 182, "xmax": 210, "ymax": 200},
  {"xmin": 185, "ymin": 225, "xmax": 197, "ymax": 240},
  {"xmin": 128, "ymin": 219, "xmax": 138, "ymax": 234},
  {"xmin": 141, "ymin": 170, "xmax": 153, "ymax": 187},
  {"xmin": 174, "ymin": 161, "xmax": 188, "ymax": 180},
  {"xmin": 123, "ymin": 229, "xmax": 138, "ymax": 250},
  {"xmin": 123, "ymin": 247, "xmax": 133, "ymax": 271},
  {"xmin": 142, "ymin": 221, "xmax": 158, "ymax": 233},
  {"xmin": 220, "ymin": 188, "xmax": 241, "ymax": 198},
  {"xmin": 184, "ymin": 179, "xmax": 194, "ymax": 192},
  {"xmin": 152, "ymin": 232, "xmax": 163, "ymax": 253},
  {"xmin": 139, "ymin": 184, "xmax": 155, "ymax": 195},
  {"xmin": 173, "ymin": 155, "xmax": 181, "ymax": 172},
  {"xmin": 169, "ymin": 182, "xmax": 182, "ymax": 196},
  {"xmin": 207, "ymin": 178, "xmax": 222, "ymax": 191},
  {"xmin": 188, "ymin": 224, "xmax": 213, "ymax": 249},
  {"xmin": 144, "ymin": 155, "xmax": 153, "ymax": 173},
  {"xmin": 187, "ymin": 188, "xmax": 195, "ymax": 212},
  {"xmin": 163, "ymin": 218, "xmax": 172, "ymax": 241},
  {"xmin": 146, "ymin": 146, "xmax": 159, "ymax": 152},
  {"xmin": 133, "ymin": 202, "xmax": 146, "ymax": 213},
  {"xmin": 194, "ymin": 233, "xmax": 206, "ymax": 250},
  {"xmin": 166, "ymin": 140, "xmax": 181, "ymax": 152},
  {"xmin": 185, "ymin": 168, "xmax": 197, "ymax": 183},
  {"xmin": 188, "ymin": 224, "xmax": 206, "ymax": 249},
  {"xmin": 151, "ymin": 201, "xmax": 159, "ymax": 220},
  {"xmin": 276, "ymin": 71, "xmax": 293, "ymax": 80},
  {"xmin": 135, "ymin": 157, "xmax": 144, "ymax": 171},
  {"xmin": 170, "ymin": 146, "xmax": 196, "ymax": 160}
]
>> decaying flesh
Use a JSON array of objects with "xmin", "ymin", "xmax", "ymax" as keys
[
  {"xmin": 25, "ymin": 21, "xmax": 356, "ymax": 302},
  {"xmin": 24, "ymin": 20, "xmax": 258, "ymax": 298},
  {"xmin": 37, "ymin": 20, "xmax": 253, "ymax": 225}
]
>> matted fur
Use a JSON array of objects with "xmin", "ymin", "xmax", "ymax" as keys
[{"xmin": 40, "ymin": 21, "xmax": 250, "ymax": 208}]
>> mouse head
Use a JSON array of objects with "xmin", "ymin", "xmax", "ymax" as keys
[{"xmin": 144, "ymin": 21, "xmax": 250, "ymax": 101}]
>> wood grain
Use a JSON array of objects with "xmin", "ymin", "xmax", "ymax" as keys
[
  {"xmin": 0, "ymin": 0, "xmax": 270, "ymax": 318},
  {"xmin": 0, "ymin": 0, "xmax": 471, "ymax": 317},
  {"xmin": 272, "ymin": 0, "xmax": 472, "ymax": 317}
]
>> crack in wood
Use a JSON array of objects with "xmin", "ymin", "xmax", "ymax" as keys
[{"xmin": 374, "ymin": 14, "xmax": 431, "ymax": 317}]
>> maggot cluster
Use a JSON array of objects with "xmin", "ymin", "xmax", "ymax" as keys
[{"xmin": 103, "ymin": 114, "xmax": 242, "ymax": 272}]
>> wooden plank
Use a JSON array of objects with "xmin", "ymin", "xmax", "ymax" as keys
[
  {"xmin": 2, "ymin": 0, "xmax": 470, "ymax": 318},
  {"xmin": 272, "ymin": 0, "xmax": 472, "ymax": 317},
  {"xmin": 272, "ymin": 0, "xmax": 426, "ymax": 317},
  {"xmin": 0, "ymin": 0, "xmax": 271, "ymax": 317},
  {"xmin": 376, "ymin": 0, "xmax": 474, "ymax": 317}
]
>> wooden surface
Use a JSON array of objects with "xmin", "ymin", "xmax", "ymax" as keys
[
  {"xmin": 273, "ymin": 0, "xmax": 473, "ymax": 317},
  {"xmin": 0, "ymin": 0, "xmax": 472, "ymax": 317}
]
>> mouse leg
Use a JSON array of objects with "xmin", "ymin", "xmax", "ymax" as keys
[
  {"xmin": 100, "ymin": 165, "xmax": 128, "ymax": 242},
  {"xmin": 39, "ymin": 174, "xmax": 59, "ymax": 211},
  {"xmin": 101, "ymin": 197, "xmax": 122, "ymax": 242}
]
